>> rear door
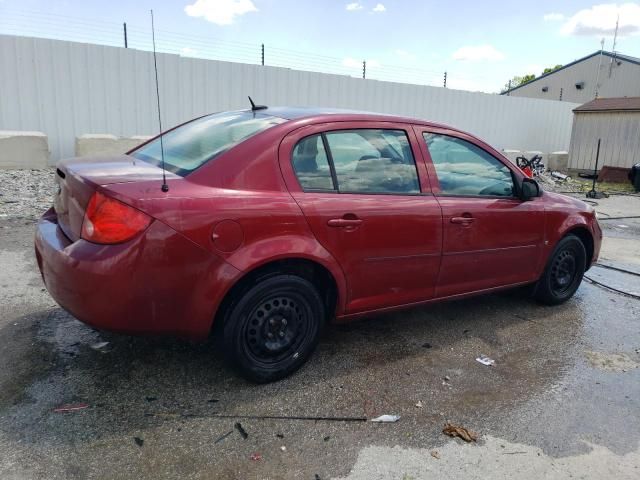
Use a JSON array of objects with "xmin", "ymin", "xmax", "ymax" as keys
[
  {"xmin": 414, "ymin": 126, "xmax": 545, "ymax": 297},
  {"xmin": 279, "ymin": 122, "xmax": 442, "ymax": 314}
]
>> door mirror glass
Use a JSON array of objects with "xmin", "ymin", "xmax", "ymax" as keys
[{"xmin": 520, "ymin": 178, "xmax": 540, "ymax": 201}]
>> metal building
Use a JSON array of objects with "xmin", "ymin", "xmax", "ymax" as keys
[
  {"xmin": 568, "ymin": 97, "xmax": 640, "ymax": 171},
  {"xmin": 502, "ymin": 51, "xmax": 640, "ymax": 103}
]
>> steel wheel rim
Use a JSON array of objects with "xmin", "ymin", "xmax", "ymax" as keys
[
  {"xmin": 551, "ymin": 248, "xmax": 577, "ymax": 296},
  {"xmin": 242, "ymin": 293, "xmax": 311, "ymax": 365}
]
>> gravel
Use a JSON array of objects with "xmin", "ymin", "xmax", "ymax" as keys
[{"xmin": 0, "ymin": 169, "xmax": 56, "ymax": 219}]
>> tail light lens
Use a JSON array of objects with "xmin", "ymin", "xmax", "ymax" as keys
[{"xmin": 81, "ymin": 191, "xmax": 152, "ymax": 244}]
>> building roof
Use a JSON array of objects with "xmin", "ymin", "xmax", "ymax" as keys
[
  {"xmin": 573, "ymin": 97, "xmax": 640, "ymax": 113},
  {"xmin": 501, "ymin": 51, "xmax": 640, "ymax": 95}
]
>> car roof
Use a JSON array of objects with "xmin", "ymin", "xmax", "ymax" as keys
[{"xmin": 245, "ymin": 106, "xmax": 455, "ymax": 130}]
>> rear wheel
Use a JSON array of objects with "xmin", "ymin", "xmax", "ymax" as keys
[
  {"xmin": 534, "ymin": 235, "xmax": 586, "ymax": 305},
  {"xmin": 222, "ymin": 275, "xmax": 324, "ymax": 383}
]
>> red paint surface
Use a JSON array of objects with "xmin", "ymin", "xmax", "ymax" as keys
[{"xmin": 35, "ymin": 111, "xmax": 601, "ymax": 340}]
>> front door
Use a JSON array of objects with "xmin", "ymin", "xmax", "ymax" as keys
[
  {"xmin": 279, "ymin": 122, "xmax": 443, "ymax": 314},
  {"xmin": 415, "ymin": 127, "xmax": 546, "ymax": 298}
]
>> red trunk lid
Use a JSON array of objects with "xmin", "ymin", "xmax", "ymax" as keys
[{"xmin": 53, "ymin": 155, "xmax": 178, "ymax": 241}]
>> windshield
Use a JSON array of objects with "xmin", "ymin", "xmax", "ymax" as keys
[{"xmin": 130, "ymin": 111, "xmax": 286, "ymax": 175}]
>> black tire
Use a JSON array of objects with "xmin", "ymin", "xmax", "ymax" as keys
[
  {"xmin": 222, "ymin": 275, "xmax": 324, "ymax": 383},
  {"xmin": 534, "ymin": 235, "xmax": 586, "ymax": 305}
]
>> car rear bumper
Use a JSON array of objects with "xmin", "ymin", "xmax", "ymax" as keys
[{"xmin": 35, "ymin": 208, "xmax": 240, "ymax": 340}]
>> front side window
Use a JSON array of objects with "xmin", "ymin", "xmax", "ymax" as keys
[
  {"xmin": 424, "ymin": 133, "xmax": 514, "ymax": 197},
  {"xmin": 131, "ymin": 111, "xmax": 286, "ymax": 176},
  {"xmin": 324, "ymin": 129, "xmax": 420, "ymax": 194}
]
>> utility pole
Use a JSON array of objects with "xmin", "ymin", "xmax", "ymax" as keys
[
  {"xmin": 609, "ymin": 14, "xmax": 619, "ymax": 77},
  {"xmin": 362, "ymin": 60, "xmax": 366, "ymax": 79},
  {"xmin": 261, "ymin": 43, "xmax": 264, "ymax": 66},
  {"xmin": 443, "ymin": 71, "xmax": 447, "ymax": 88},
  {"xmin": 595, "ymin": 38, "xmax": 605, "ymax": 98},
  {"xmin": 123, "ymin": 22, "xmax": 128, "ymax": 48}
]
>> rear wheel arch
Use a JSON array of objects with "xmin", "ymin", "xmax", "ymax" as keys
[{"xmin": 212, "ymin": 257, "xmax": 340, "ymax": 336}]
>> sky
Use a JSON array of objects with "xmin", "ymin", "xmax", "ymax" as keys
[{"xmin": 1, "ymin": 0, "xmax": 639, "ymax": 92}]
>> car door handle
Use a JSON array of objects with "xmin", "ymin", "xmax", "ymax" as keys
[
  {"xmin": 327, "ymin": 218, "xmax": 363, "ymax": 228},
  {"xmin": 450, "ymin": 216, "xmax": 475, "ymax": 225}
]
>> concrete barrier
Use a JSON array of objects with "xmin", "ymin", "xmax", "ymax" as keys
[
  {"xmin": 0, "ymin": 131, "xmax": 49, "ymax": 169},
  {"xmin": 75, "ymin": 134, "xmax": 152, "ymax": 157},
  {"xmin": 547, "ymin": 151, "xmax": 569, "ymax": 172}
]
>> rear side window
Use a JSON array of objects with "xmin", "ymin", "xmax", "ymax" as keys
[
  {"xmin": 424, "ymin": 133, "xmax": 514, "ymax": 197},
  {"xmin": 292, "ymin": 129, "xmax": 420, "ymax": 194},
  {"xmin": 131, "ymin": 112, "xmax": 286, "ymax": 176}
]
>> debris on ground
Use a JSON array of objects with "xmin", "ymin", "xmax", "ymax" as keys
[
  {"xmin": 145, "ymin": 396, "xmax": 157, "ymax": 402},
  {"xmin": 234, "ymin": 422, "xmax": 249, "ymax": 439},
  {"xmin": 214, "ymin": 430, "xmax": 233, "ymax": 444},
  {"xmin": 415, "ymin": 401, "xmax": 423, "ymax": 408},
  {"xmin": 422, "ymin": 342, "xmax": 432, "ymax": 349},
  {"xmin": 280, "ymin": 445, "xmax": 286, "ymax": 452},
  {"xmin": 0, "ymin": 169, "xmax": 56, "ymax": 219},
  {"xmin": 443, "ymin": 375, "xmax": 451, "ymax": 382},
  {"xmin": 249, "ymin": 452, "xmax": 262, "ymax": 461},
  {"xmin": 207, "ymin": 399, "xmax": 219, "ymax": 404},
  {"xmin": 90, "ymin": 341, "xmax": 110, "ymax": 352},
  {"xmin": 476, "ymin": 354, "xmax": 495, "ymax": 366},
  {"xmin": 323, "ymin": 436, "xmax": 330, "ymax": 442},
  {"xmin": 430, "ymin": 450, "xmax": 441, "ymax": 459},
  {"xmin": 551, "ymin": 171, "xmax": 570, "ymax": 181},
  {"xmin": 276, "ymin": 433, "xmax": 284, "ymax": 439},
  {"xmin": 370, "ymin": 414, "xmax": 400, "ymax": 423},
  {"xmin": 53, "ymin": 403, "xmax": 89, "ymax": 413},
  {"xmin": 134, "ymin": 437, "xmax": 144, "ymax": 447},
  {"xmin": 442, "ymin": 423, "xmax": 478, "ymax": 442}
]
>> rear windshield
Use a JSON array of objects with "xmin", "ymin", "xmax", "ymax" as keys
[{"xmin": 130, "ymin": 111, "xmax": 286, "ymax": 175}]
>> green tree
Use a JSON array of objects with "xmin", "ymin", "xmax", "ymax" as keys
[
  {"xmin": 542, "ymin": 64, "xmax": 563, "ymax": 75},
  {"xmin": 502, "ymin": 73, "xmax": 535, "ymax": 93}
]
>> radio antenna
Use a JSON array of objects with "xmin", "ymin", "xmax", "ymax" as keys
[{"xmin": 151, "ymin": 9, "xmax": 169, "ymax": 192}]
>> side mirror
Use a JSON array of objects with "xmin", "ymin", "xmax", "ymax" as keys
[{"xmin": 520, "ymin": 178, "xmax": 540, "ymax": 201}]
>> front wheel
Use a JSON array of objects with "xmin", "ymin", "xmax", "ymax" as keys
[
  {"xmin": 222, "ymin": 275, "xmax": 324, "ymax": 383},
  {"xmin": 534, "ymin": 235, "xmax": 586, "ymax": 305}
]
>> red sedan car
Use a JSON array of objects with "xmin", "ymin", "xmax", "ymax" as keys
[{"xmin": 35, "ymin": 107, "xmax": 602, "ymax": 382}]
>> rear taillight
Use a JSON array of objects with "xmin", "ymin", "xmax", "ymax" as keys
[{"xmin": 81, "ymin": 192, "xmax": 152, "ymax": 244}]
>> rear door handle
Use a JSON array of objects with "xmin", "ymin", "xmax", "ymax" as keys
[
  {"xmin": 450, "ymin": 216, "xmax": 475, "ymax": 225},
  {"xmin": 327, "ymin": 218, "xmax": 363, "ymax": 228}
]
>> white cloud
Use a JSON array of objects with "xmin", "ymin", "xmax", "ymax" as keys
[
  {"xmin": 181, "ymin": 47, "xmax": 198, "ymax": 56},
  {"xmin": 544, "ymin": 12, "xmax": 565, "ymax": 21},
  {"xmin": 367, "ymin": 59, "xmax": 381, "ymax": 68},
  {"xmin": 372, "ymin": 3, "xmax": 386, "ymax": 12},
  {"xmin": 560, "ymin": 3, "xmax": 640, "ymax": 36},
  {"xmin": 184, "ymin": 0, "xmax": 258, "ymax": 26},
  {"xmin": 346, "ymin": 2, "xmax": 363, "ymax": 11},
  {"xmin": 395, "ymin": 49, "xmax": 416, "ymax": 60},
  {"xmin": 452, "ymin": 44, "xmax": 505, "ymax": 62}
]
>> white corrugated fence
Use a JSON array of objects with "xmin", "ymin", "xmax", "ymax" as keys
[{"xmin": 0, "ymin": 34, "xmax": 580, "ymax": 164}]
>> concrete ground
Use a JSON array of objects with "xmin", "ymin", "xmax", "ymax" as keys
[{"xmin": 1, "ymin": 193, "xmax": 639, "ymax": 480}]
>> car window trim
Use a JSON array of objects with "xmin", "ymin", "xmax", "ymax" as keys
[
  {"xmin": 320, "ymin": 133, "xmax": 340, "ymax": 192},
  {"xmin": 420, "ymin": 130, "xmax": 518, "ymax": 199},
  {"xmin": 291, "ymin": 128, "xmax": 424, "ymax": 196}
]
